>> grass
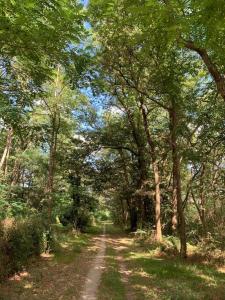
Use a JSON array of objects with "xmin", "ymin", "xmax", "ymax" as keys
[
  {"xmin": 123, "ymin": 246, "xmax": 225, "ymax": 300},
  {"xmin": 85, "ymin": 221, "xmax": 122, "ymax": 235},
  {"xmin": 88, "ymin": 224, "xmax": 225, "ymax": 300},
  {"xmin": 99, "ymin": 225, "xmax": 225, "ymax": 299},
  {"xmin": 85, "ymin": 223, "xmax": 104, "ymax": 235},
  {"xmin": 53, "ymin": 231, "xmax": 91, "ymax": 264},
  {"xmin": 98, "ymin": 247, "xmax": 125, "ymax": 300},
  {"xmin": 104, "ymin": 222, "xmax": 125, "ymax": 235},
  {"xmin": 52, "ymin": 223, "xmax": 106, "ymax": 263}
]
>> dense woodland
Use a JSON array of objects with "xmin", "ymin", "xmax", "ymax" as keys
[{"xmin": 0, "ymin": 0, "xmax": 225, "ymax": 282}]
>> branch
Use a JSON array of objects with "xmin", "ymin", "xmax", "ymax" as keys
[
  {"xmin": 115, "ymin": 66, "xmax": 169, "ymax": 110},
  {"xmin": 101, "ymin": 144, "xmax": 138, "ymax": 156},
  {"xmin": 182, "ymin": 166, "xmax": 203, "ymax": 209},
  {"xmin": 185, "ymin": 40, "xmax": 225, "ymax": 101}
]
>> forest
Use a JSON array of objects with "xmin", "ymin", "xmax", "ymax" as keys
[{"xmin": 0, "ymin": 0, "xmax": 225, "ymax": 299}]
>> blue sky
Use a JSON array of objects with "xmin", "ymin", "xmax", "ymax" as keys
[{"xmin": 81, "ymin": 0, "xmax": 89, "ymax": 7}]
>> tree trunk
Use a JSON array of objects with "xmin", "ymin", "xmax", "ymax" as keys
[
  {"xmin": 139, "ymin": 99, "xmax": 162, "ymax": 241},
  {"xmin": 11, "ymin": 142, "xmax": 29, "ymax": 186},
  {"xmin": 118, "ymin": 149, "xmax": 131, "ymax": 226},
  {"xmin": 0, "ymin": 127, "xmax": 13, "ymax": 176},
  {"xmin": 45, "ymin": 66, "xmax": 61, "ymax": 220},
  {"xmin": 199, "ymin": 165, "xmax": 206, "ymax": 235},
  {"xmin": 125, "ymin": 106, "xmax": 148, "ymax": 230},
  {"xmin": 130, "ymin": 202, "xmax": 138, "ymax": 232},
  {"xmin": 11, "ymin": 159, "xmax": 21, "ymax": 186},
  {"xmin": 153, "ymin": 161, "xmax": 162, "ymax": 241},
  {"xmin": 191, "ymin": 190, "xmax": 207, "ymax": 236},
  {"xmin": 46, "ymin": 117, "xmax": 58, "ymax": 220},
  {"xmin": 169, "ymin": 105, "xmax": 187, "ymax": 258}
]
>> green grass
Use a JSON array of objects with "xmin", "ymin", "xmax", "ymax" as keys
[
  {"xmin": 53, "ymin": 230, "xmax": 90, "ymax": 264},
  {"xmin": 85, "ymin": 221, "xmax": 122, "ymax": 235},
  {"xmin": 104, "ymin": 222, "xmax": 124, "ymax": 235},
  {"xmin": 124, "ymin": 249, "xmax": 225, "ymax": 300},
  {"xmin": 52, "ymin": 223, "xmax": 108, "ymax": 263},
  {"xmin": 85, "ymin": 223, "xmax": 104, "ymax": 235},
  {"xmin": 98, "ymin": 247, "xmax": 125, "ymax": 300}
]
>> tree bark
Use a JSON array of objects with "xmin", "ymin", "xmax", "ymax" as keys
[
  {"xmin": 11, "ymin": 159, "xmax": 21, "ymax": 186},
  {"xmin": 130, "ymin": 203, "xmax": 138, "ymax": 232},
  {"xmin": 169, "ymin": 104, "xmax": 187, "ymax": 258},
  {"xmin": 199, "ymin": 164, "xmax": 206, "ymax": 235},
  {"xmin": 0, "ymin": 127, "xmax": 13, "ymax": 176},
  {"xmin": 45, "ymin": 67, "xmax": 61, "ymax": 220},
  {"xmin": 11, "ymin": 141, "xmax": 29, "ymax": 186},
  {"xmin": 46, "ymin": 113, "xmax": 59, "ymax": 220},
  {"xmin": 191, "ymin": 190, "xmax": 207, "ymax": 236},
  {"xmin": 124, "ymin": 102, "xmax": 148, "ymax": 229},
  {"xmin": 118, "ymin": 149, "xmax": 131, "ymax": 226},
  {"xmin": 139, "ymin": 98, "xmax": 162, "ymax": 241}
]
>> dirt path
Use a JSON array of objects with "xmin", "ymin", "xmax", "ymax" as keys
[{"xmin": 80, "ymin": 224, "xmax": 106, "ymax": 300}]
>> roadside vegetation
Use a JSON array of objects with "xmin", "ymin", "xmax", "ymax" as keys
[
  {"xmin": 0, "ymin": 224, "xmax": 98, "ymax": 300},
  {"xmin": 123, "ymin": 241, "xmax": 225, "ymax": 300}
]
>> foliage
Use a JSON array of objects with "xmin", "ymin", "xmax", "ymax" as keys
[{"xmin": 0, "ymin": 217, "xmax": 46, "ymax": 281}]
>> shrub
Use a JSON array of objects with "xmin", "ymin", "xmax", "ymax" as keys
[
  {"xmin": 197, "ymin": 234, "xmax": 225, "ymax": 264},
  {"xmin": 160, "ymin": 236, "xmax": 180, "ymax": 255},
  {"xmin": 95, "ymin": 210, "xmax": 111, "ymax": 221},
  {"xmin": 0, "ymin": 223, "xmax": 9, "ymax": 281},
  {"xmin": 60, "ymin": 207, "xmax": 93, "ymax": 231},
  {"xmin": 0, "ymin": 217, "xmax": 47, "ymax": 281},
  {"xmin": 133, "ymin": 230, "xmax": 180, "ymax": 256}
]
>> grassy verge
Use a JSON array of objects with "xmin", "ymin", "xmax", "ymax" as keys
[
  {"xmin": 123, "ymin": 244, "xmax": 225, "ymax": 300},
  {"xmin": 53, "ymin": 229, "xmax": 91, "ymax": 264},
  {"xmin": 98, "ymin": 247, "xmax": 125, "ymax": 300}
]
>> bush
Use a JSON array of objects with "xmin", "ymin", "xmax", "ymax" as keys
[
  {"xmin": 0, "ymin": 223, "xmax": 9, "ymax": 281},
  {"xmin": 60, "ymin": 207, "xmax": 93, "ymax": 231},
  {"xmin": 0, "ymin": 217, "xmax": 47, "ymax": 281},
  {"xmin": 95, "ymin": 210, "xmax": 111, "ymax": 222},
  {"xmin": 197, "ymin": 234, "xmax": 225, "ymax": 263},
  {"xmin": 160, "ymin": 236, "xmax": 180, "ymax": 255},
  {"xmin": 133, "ymin": 230, "xmax": 180, "ymax": 256}
]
